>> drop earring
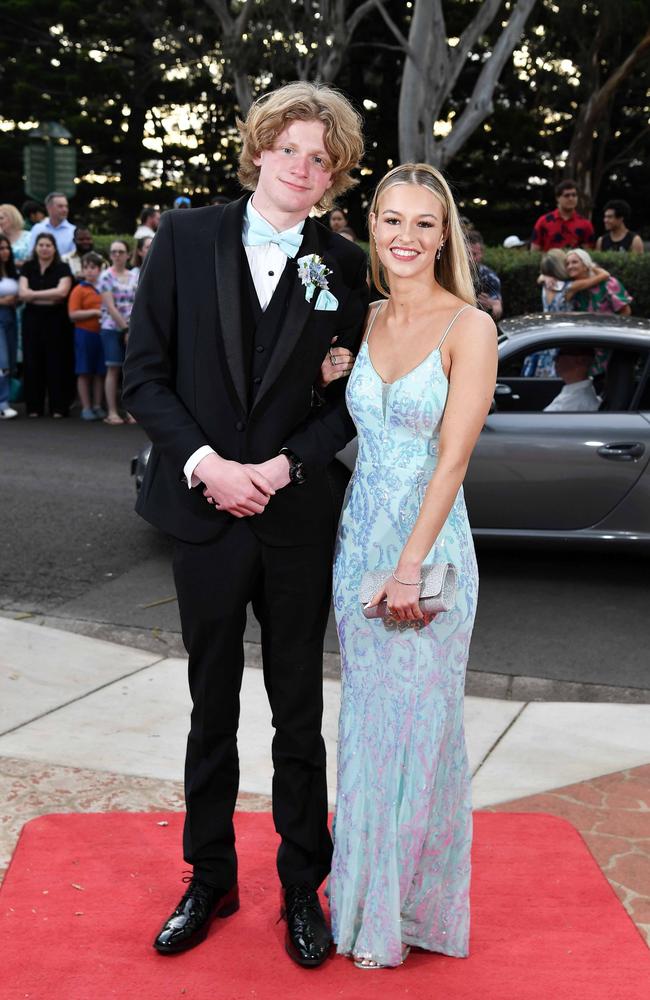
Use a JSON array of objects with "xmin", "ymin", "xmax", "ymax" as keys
[{"xmin": 436, "ymin": 241, "xmax": 445, "ymax": 261}]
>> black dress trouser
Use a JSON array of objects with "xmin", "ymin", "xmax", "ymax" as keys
[{"xmin": 172, "ymin": 519, "xmax": 334, "ymax": 892}]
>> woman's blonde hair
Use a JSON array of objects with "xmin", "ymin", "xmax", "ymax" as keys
[
  {"xmin": 566, "ymin": 248, "xmax": 596, "ymax": 272},
  {"xmin": 540, "ymin": 248, "xmax": 568, "ymax": 280},
  {"xmin": 0, "ymin": 203, "xmax": 24, "ymax": 233},
  {"xmin": 368, "ymin": 163, "xmax": 476, "ymax": 304},
  {"xmin": 237, "ymin": 82, "xmax": 364, "ymax": 213}
]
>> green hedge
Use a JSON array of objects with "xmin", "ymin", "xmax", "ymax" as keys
[
  {"xmin": 92, "ymin": 234, "xmax": 135, "ymax": 258},
  {"xmin": 91, "ymin": 234, "xmax": 650, "ymax": 318},
  {"xmin": 483, "ymin": 248, "xmax": 650, "ymax": 318}
]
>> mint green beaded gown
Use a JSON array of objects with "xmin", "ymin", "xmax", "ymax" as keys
[{"xmin": 329, "ymin": 303, "xmax": 476, "ymax": 967}]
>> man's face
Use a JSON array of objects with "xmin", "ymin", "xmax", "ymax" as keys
[
  {"xmin": 253, "ymin": 119, "xmax": 334, "ymax": 220},
  {"xmin": 74, "ymin": 229, "xmax": 93, "ymax": 253},
  {"xmin": 603, "ymin": 209, "xmax": 620, "ymax": 231},
  {"xmin": 48, "ymin": 197, "xmax": 69, "ymax": 224},
  {"xmin": 150, "ymin": 211, "xmax": 160, "ymax": 230},
  {"xmin": 81, "ymin": 262, "xmax": 101, "ymax": 284},
  {"xmin": 556, "ymin": 188, "xmax": 578, "ymax": 212},
  {"xmin": 555, "ymin": 353, "xmax": 589, "ymax": 383}
]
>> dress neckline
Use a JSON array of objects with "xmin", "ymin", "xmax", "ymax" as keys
[
  {"xmin": 363, "ymin": 341, "xmax": 448, "ymax": 387},
  {"xmin": 364, "ymin": 300, "xmax": 468, "ymax": 385}
]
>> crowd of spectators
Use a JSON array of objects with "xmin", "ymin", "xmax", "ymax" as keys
[
  {"xmin": 0, "ymin": 181, "xmax": 645, "ymax": 423},
  {"xmin": 0, "ymin": 192, "xmax": 180, "ymax": 421}
]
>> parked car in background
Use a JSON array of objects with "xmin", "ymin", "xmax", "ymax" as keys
[{"xmin": 133, "ymin": 313, "xmax": 650, "ymax": 548}]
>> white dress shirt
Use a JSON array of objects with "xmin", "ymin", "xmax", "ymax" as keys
[
  {"xmin": 182, "ymin": 200, "xmax": 305, "ymax": 487},
  {"xmin": 544, "ymin": 379, "xmax": 600, "ymax": 412}
]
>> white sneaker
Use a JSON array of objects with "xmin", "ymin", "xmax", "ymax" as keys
[{"xmin": 0, "ymin": 407, "xmax": 18, "ymax": 419}]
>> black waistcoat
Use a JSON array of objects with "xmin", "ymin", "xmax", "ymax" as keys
[{"xmin": 241, "ymin": 247, "xmax": 295, "ymax": 411}]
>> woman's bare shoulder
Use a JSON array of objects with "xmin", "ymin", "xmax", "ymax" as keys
[
  {"xmin": 454, "ymin": 304, "xmax": 497, "ymax": 337},
  {"xmin": 446, "ymin": 305, "xmax": 497, "ymax": 363}
]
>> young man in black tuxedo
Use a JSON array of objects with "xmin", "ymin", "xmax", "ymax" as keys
[{"xmin": 122, "ymin": 83, "xmax": 368, "ymax": 967}]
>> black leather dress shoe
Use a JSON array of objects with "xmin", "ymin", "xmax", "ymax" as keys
[
  {"xmin": 153, "ymin": 879, "xmax": 239, "ymax": 954},
  {"xmin": 281, "ymin": 884, "xmax": 332, "ymax": 967}
]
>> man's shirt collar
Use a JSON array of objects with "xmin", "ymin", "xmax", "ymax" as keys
[{"xmin": 242, "ymin": 198, "xmax": 305, "ymax": 244}]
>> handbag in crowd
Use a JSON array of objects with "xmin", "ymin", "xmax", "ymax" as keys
[{"xmin": 360, "ymin": 563, "xmax": 457, "ymax": 620}]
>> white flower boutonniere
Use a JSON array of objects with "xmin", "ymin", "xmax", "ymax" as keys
[
  {"xmin": 297, "ymin": 254, "xmax": 331, "ymax": 301},
  {"xmin": 296, "ymin": 254, "xmax": 339, "ymax": 311}
]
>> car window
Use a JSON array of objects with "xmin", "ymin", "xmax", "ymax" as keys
[{"xmin": 496, "ymin": 341, "xmax": 649, "ymax": 414}]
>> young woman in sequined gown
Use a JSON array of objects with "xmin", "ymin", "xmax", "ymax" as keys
[{"xmin": 327, "ymin": 164, "xmax": 498, "ymax": 969}]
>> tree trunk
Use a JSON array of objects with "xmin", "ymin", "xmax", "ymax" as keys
[
  {"xmin": 566, "ymin": 27, "xmax": 650, "ymax": 214},
  {"xmin": 398, "ymin": 0, "xmax": 537, "ymax": 169},
  {"xmin": 398, "ymin": 0, "xmax": 435, "ymax": 162}
]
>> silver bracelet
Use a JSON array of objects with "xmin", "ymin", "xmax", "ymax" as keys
[{"xmin": 392, "ymin": 571, "xmax": 421, "ymax": 586}]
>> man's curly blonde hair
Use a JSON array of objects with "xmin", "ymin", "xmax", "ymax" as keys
[{"xmin": 237, "ymin": 82, "xmax": 364, "ymax": 214}]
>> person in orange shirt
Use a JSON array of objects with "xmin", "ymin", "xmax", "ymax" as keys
[{"xmin": 68, "ymin": 251, "xmax": 106, "ymax": 420}]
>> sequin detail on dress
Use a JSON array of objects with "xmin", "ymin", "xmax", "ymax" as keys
[{"xmin": 329, "ymin": 303, "xmax": 476, "ymax": 967}]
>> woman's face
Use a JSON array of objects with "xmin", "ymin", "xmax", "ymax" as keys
[
  {"xmin": 566, "ymin": 253, "xmax": 588, "ymax": 279},
  {"xmin": 0, "ymin": 210, "xmax": 9, "ymax": 231},
  {"xmin": 110, "ymin": 242, "xmax": 129, "ymax": 267},
  {"xmin": 329, "ymin": 209, "xmax": 346, "ymax": 232},
  {"xmin": 0, "ymin": 239, "xmax": 10, "ymax": 262},
  {"xmin": 370, "ymin": 183, "xmax": 444, "ymax": 283},
  {"xmin": 36, "ymin": 237, "xmax": 55, "ymax": 262},
  {"xmin": 141, "ymin": 237, "xmax": 153, "ymax": 259}
]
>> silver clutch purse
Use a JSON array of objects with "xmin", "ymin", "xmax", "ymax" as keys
[{"xmin": 360, "ymin": 563, "xmax": 457, "ymax": 619}]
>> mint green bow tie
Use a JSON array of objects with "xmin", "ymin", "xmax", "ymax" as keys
[{"xmin": 245, "ymin": 218, "xmax": 304, "ymax": 258}]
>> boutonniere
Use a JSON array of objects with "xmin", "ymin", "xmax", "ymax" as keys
[{"xmin": 296, "ymin": 254, "xmax": 339, "ymax": 311}]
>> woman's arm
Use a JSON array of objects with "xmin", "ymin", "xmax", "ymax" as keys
[
  {"xmin": 0, "ymin": 294, "xmax": 17, "ymax": 307},
  {"xmin": 102, "ymin": 289, "xmax": 128, "ymax": 329},
  {"xmin": 20, "ymin": 276, "xmax": 72, "ymax": 305},
  {"xmin": 369, "ymin": 308, "xmax": 497, "ymax": 621},
  {"xmin": 18, "ymin": 275, "xmax": 34, "ymax": 303},
  {"xmin": 565, "ymin": 268, "xmax": 610, "ymax": 300}
]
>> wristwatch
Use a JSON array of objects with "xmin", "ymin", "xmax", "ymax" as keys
[{"xmin": 279, "ymin": 447, "xmax": 306, "ymax": 485}]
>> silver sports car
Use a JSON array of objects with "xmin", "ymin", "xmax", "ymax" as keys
[
  {"xmin": 133, "ymin": 313, "xmax": 650, "ymax": 548},
  {"xmin": 464, "ymin": 313, "xmax": 650, "ymax": 547}
]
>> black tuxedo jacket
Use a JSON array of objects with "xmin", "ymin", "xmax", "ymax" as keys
[{"xmin": 122, "ymin": 195, "xmax": 369, "ymax": 545}]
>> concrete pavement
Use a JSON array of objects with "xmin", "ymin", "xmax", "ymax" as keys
[{"xmin": 1, "ymin": 615, "xmax": 648, "ymax": 944}]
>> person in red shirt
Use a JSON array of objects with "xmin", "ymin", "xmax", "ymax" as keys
[
  {"xmin": 530, "ymin": 179, "xmax": 595, "ymax": 252},
  {"xmin": 68, "ymin": 251, "xmax": 106, "ymax": 420}
]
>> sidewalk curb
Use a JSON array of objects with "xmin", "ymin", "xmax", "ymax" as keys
[{"xmin": 3, "ymin": 610, "xmax": 649, "ymax": 704}]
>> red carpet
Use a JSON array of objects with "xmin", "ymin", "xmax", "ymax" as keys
[{"xmin": 1, "ymin": 812, "xmax": 648, "ymax": 1000}]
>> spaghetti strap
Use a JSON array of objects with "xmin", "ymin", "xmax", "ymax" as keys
[
  {"xmin": 436, "ymin": 303, "xmax": 471, "ymax": 350},
  {"xmin": 363, "ymin": 300, "xmax": 385, "ymax": 344}
]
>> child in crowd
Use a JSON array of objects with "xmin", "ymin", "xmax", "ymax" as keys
[{"xmin": 68, "ymin": 251, "xmax": 106, "ymax": 420}]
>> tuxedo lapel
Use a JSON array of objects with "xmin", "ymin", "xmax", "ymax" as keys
[
  {"xmin": 251, "ymin": 216, "xmax": 323, "ymax": 411},
  {"xmin": 214, "ymin": 196, "xmax": 248, "ymax": 414}
]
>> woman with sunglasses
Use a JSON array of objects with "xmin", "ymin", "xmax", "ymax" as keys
[{"xmin": 98, "ymin": 240, "xmax": 139, "ymax": 424}]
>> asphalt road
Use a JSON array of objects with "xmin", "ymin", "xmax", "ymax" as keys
[{"xmin": 1, "ymin": 412, "xmax": 649, "ymax": 700}]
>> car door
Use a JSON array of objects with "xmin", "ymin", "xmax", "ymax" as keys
[{"xmin": 465, "ymin": 339, "xmax": 650, "ymax": 531}]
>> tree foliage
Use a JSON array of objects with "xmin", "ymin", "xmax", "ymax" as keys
[{"xmin": 1, "ymin": 0, "xmax": 648, "ymax": 239}]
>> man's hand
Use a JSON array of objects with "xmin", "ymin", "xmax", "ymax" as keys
[
  {"xmin": 244, "ymin": 455, "xmax": 291, "ymax": 492},
  {"xmin": 197, "ymin": 453, "xmax": 275, "ymax": 518}
]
